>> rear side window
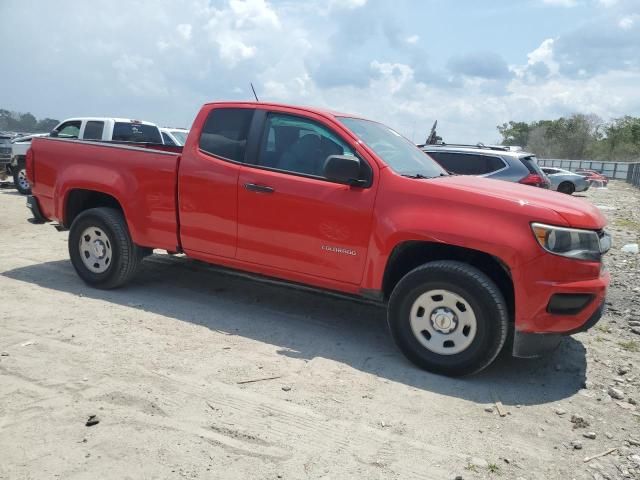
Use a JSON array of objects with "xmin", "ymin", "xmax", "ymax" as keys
[
  {"xmin": 520, "ymin": 155, "xmax": 543, "ymax": 175},
  {"xmin": 199, "ymin": 108, "xmax": 255, "ymax": 163},
  {"xmin": 112, "ymin": 122, "xmax": 162, "ymax": 143},
  {"xmin": 428, "ymin": 152, "xmax": 505, "ymax": 175},
  {"xmin": 83, "ymin": 121, "xmax": 104, "ymax": 140}
]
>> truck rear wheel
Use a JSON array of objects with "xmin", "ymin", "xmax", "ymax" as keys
[
  {"xmin": 68, "ymin": 207, "xmax": 143, "ymax": 289},
  {"xmin": 388, "ymin": 261, "xmax": 508, "ymax": 376}
]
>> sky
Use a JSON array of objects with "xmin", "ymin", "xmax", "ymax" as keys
[{"xmin": 1, "ymin": 0, "xmax": 639, "ymax": 143}]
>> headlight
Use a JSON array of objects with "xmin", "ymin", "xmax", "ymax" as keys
[{"xmin": 531, "ymin": 223, "xmax": 609, "ymax": 261}]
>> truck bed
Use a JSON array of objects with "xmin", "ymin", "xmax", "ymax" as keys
[{"xmin": 30, "ymin": 137, "xmax": 181, "ymax": 251}]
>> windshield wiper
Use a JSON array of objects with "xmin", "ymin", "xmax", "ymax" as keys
[
  {"xmin": 401, "ymin": 173, "xmax": 450, "ymax": 179},
  {"xmin": 401, "ymin": 173, "xmax": 431, "ymax": 179}
]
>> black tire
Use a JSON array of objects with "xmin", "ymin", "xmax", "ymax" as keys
[
  {"xmin": 388, "ymin": 261, "xmax": 508, "ymax": 377},
  {"xmin": 13, "ymin": 165, "xmax": 31, "ymax": 195},
  {"xmin": 68, "ymin": 207, "xmax": 143, "ymax": 289},
  {"xmin": 558, "ymin": 181, "xmax": 575, "ymax": 195}
]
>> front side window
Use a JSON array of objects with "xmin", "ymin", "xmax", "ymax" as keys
[
  {"xmin": 162, "ymin": 132, "xmax": 176, "ymax": 146},
  {"xmin": 259, "ymin": 113, "xmax": 355, "ymax": 177},
  {"xmin": 199, "ymin": 108, "xmax": 254, "ymax": 163},
  {"xmin": 170, "ymin": 130, "xmax": 188, "ymax": 146},
  {"xmin": 339, "ymin": 117, "xmax": 446, "ymax": 178},
  {"xmin": 56, "ymin": 121, "xmax": 81, "ymax": 138},
  {"xmin": 83, "ymin": 121, "xmax": 104, "ymax": 140}
]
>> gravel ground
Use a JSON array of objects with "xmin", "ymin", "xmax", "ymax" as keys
[{"xmin": 0, "ymin": 181, "xmax": 639, "ymax": 480}]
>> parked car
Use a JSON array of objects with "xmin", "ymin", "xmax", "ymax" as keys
[
  {"xmin": 26, "ymin": 101, "xmax": 611, "ymax": 377},
  {"xmin": 10, "ymin": 133, "xmax": 48, "ymax": 194},
  {"xmin": 10, "ymin": 117, "xmax": 163, "ymax": 195},
  {"xmin": 161, "ymin": 128, "xmax": 189, "ymax": 146},
  {"xmin": 0, "ymin": 133, "xmax": 12, "ymax": 180},
  {"xmin": 576, "ymin": 169, "xmax": 609, "ymax": 187},
  {"xmin": 421, "ymin": 144, "xmax": 551, "ymax": 189},
  {"xmin": 541, "ymin": 167, "xmax": 590, "ymax": 195}
]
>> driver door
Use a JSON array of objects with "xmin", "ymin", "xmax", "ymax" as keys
[{"xmin": 237, "ymin": 111, "xmax": 378, "ymax": 285}]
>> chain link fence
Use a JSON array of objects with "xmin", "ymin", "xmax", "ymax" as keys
[{"xmin": 537, "ymin": 159, "xmax": 640, "ymax": 187}]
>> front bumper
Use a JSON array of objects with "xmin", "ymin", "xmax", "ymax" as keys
[
  {"xmin": 513, "ymin": 300, "xmax": 605, "ymax": 358},
  {"xmin": 510, "ymin": 247, "xmax": 609, "ymax": 357}
]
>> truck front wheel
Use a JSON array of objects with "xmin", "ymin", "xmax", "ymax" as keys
[
  {"xmin": 388, "ymin": 261, "xmax": 508, "ymax": 376},
  {"xmin": 13, "ymin": 166, "xmax": 31, "ymax": 195},
  {"xmin": 68, "ymin": 207, "xmax": 144, "ymax": 289}
]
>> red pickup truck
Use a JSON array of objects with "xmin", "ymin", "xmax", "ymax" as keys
[{"xmin": 26, "ymin": 102, "xmax": 611, "ymax": 376}]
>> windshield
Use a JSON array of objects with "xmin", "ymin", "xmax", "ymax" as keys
[
  {"xmin": 170, "ymin": 130, "xmax": 188, "ymax": 146},
  {"xmin": 0, "ymin": 138, "xmax": 11, "ymax": 145},
  {"xmin": 339, "ymin": 117, "xmax": 447, "ymax": 178}
]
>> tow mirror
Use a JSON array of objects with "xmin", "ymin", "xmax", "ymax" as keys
[
  {"xmin": 49, "ymin": 130, "xmax": 59, "ymax": 138},
  {"xmin": 323, "ymin": 155, "xmax": 364, "ymax": 186}
]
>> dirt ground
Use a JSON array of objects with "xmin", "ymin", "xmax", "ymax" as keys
[{"xmin": 1, "ymin": 181, "xmax": 639, "ymax": 480}]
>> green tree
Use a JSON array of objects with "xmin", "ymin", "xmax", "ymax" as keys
[
  {"xmin": 36, "ymin": 118, "xmax": 60, "ymax": 132},
  {"xmin": 497, "ymin": 121, "xmax": 531, "ymax": 147},
  {"xmin": 19, "ymin": 112, "xmax": 37, "ymax": 132},
  {"xmin": 0, "ymin": 108, "xmax": 60, "ymax": 133}
]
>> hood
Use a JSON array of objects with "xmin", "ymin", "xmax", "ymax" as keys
[{"xmin": 430, "ymin": 175, "xmax": 607, "ymax": 229}]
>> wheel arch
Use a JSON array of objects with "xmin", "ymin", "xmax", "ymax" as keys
[
  {"xmin": 382, "ymin": 241, "xmax": 515, "ymax": 321},
  {"xmin": 63, "ymin": 189, "xmax": 124, "ymax": 229}
]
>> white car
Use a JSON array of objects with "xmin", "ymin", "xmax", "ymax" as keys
[
  {"xmin": 160, "ymin": 127, "xmax": 189, "ymax": 146},
  {"xmin": 50, "ymin": 117, "xmax": 162, "ymax": 143},
  {"xmin": 11, "ymin": 117, "xmax": 163, "ymax": 194}
]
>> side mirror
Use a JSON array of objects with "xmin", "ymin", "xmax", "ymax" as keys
[
  {"xmin": 323, "ymin": 155, "xmax": 364, "ymax": 186},
  {"xmin": 49, "ymin": 130, "xmax": 59, "ymax": 138}
]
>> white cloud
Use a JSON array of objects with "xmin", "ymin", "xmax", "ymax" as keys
[
  {"xmin": 216, "ymin": 33, "xmax": 257, "ymax": 64},
  {"xmin": 370, "ymin": 61, "xmax": 414, "ymax": 94},
  {"xmin": 228, "ymin": 0, "xmax": 280, "ymax": 29},
  {"xmin": 542, "ymin": 0, "xmax": 578, "ymax": 6},
  {"xmin": 1, "ymin": 0, "xmax": 640, "ymax": 145},
  {"xmin": 527, "ymin": 38, "xmax": 559, "ymax": 74},
  {"xmin": 597, "ymin": 0, "xmax": 618, "ymax": 6},
  {"xmin": 205, "ymin": 0, "xmax": 281, "ymax": 67},
  {"xmin": 176, "ymin": 24, "xmax": 192, "ymax": 41},
  {"xmin": 619, "ymin": 14, "xmax": 638, "ymax": 30},
  {"xmin": 329, "ymin": 0, "xmax": 367, "ymax": 10}
]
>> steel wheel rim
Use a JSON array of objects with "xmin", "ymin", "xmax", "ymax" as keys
[
  {"xmin": 79, "ymin": 226, "xmax": 113, "ymax": 274},
  {"xmin": 17, "ymin": 169, "xmax": 30, "ymax": 190},
  {"xmin": 409, "ymin": 289, "xmax": 477, "ymax": 355}
]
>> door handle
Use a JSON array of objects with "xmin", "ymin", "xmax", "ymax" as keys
[{"xmin": 244, "ymin": 183, "xmax": 275, "ymax": 194}]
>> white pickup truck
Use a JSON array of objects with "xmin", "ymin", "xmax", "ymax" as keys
[{"xmin": 10, "ymin": 117, "xmax": 163, "ymax": 194}]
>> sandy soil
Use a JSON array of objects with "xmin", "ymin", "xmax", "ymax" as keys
[{"xmin": 1, "ymin": 181, "xmax": 639, "ymax": 480}]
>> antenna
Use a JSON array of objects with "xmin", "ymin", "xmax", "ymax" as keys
[{"xmin": 250, "ymin": 82, "xmax": 259, "ymax": 102}]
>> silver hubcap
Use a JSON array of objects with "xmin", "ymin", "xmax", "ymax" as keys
[
  {"xmin": 17, "ymin": 169, "xmax": 30, "ymax": 190},
  {"xmin": 410, "ymin": 289, "xmax": 477, "ymax": 355},
  {"xmin": 79, "ymin": 227, "xmax": 112, "ymax": 273}
]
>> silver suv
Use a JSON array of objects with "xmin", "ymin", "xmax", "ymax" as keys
[{"xmin": 421, "ymin": 144, "xmax": 550, "ymax": 189}]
